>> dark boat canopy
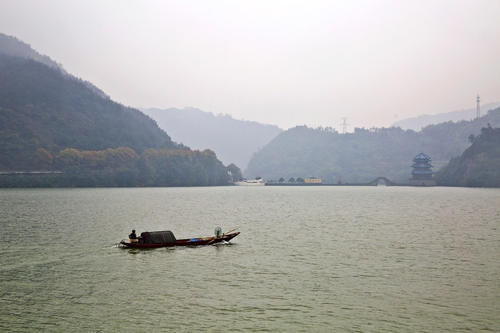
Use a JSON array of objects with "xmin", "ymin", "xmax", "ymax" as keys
[{"xmin": 140, "ymin": 231, "xmax": 176, "ymax": 244}]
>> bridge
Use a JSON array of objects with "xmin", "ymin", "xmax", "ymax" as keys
[{"xmin": 365, "ymin": 177, "xmax": 397, "ymax": 186}]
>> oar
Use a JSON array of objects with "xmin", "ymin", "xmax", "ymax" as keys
[{"xmin": 223, "ymin": 226, "xmax": 240, "ymax": 235}]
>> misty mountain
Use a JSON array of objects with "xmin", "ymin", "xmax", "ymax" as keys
[
  {"xmin": 142, "ymin": 107, "xmax": 282, "ymax": 170},
  {"xmin": 0, "ymin": 34, "xmax": 179, "ymax": 170},
  {"xmin": 436, "ymin": 125, "xmax": 500, "ymax": 187},
  {"xmin": 0, "ymin": 33, "xmax": 232, "ymax": 186},
  {"xmin": 0, "ymin": 53, "xmax": 177, "ymax": 170},
  {"xmin": 246, "ymin": 108, "xmax": 500, "ymax": 183},
  {"xmin": 392, "ymin": 102, "xmax": 500, "ymax": 131},
  {"xmin": 0, "ymin": 33, "xmax": 62, "ymax": 70},
  {"xmin": 0, "ymin": 32, "xmax": 108, "ymax": 99}
]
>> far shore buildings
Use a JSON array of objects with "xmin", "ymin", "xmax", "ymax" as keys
[
  {"xmin": 304, "ymin": 177, "xmax": 322, "ymax": 184},
  {"xmin": 409, "ymin": 153, "xmax": 436, "ymax": 186}
]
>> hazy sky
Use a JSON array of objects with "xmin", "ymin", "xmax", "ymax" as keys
[{"xmin": 1, "ymin": 0, "xmax": 499, "ymax": 129}]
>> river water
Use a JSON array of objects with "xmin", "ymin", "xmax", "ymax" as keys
[{"xmin": 0, "ymin": 186, "xmax": 499, "ymax": 332}]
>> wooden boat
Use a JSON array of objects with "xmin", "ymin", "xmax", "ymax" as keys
[{"xmin": 120, "ymin": 230, "xmax": 240, "ymax": 249}]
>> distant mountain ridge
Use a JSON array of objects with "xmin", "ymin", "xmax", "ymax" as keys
[
  {"xmin": 246, "ymin": 108, "xmax": 500, "ymax": 183},
  {"xmin": 142, "ymin": 107, "xmax": 282, "ymax": 170},
  {"xmin": 392, "ymin": 102, "xmax": 500, "ymax": 131}
]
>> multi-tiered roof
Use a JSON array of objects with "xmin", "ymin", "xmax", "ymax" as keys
[{"xmin": 411, "ymin": 153, "xmax": 433, "ymax": 180}]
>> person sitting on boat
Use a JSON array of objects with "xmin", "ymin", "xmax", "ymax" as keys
[{"xmin": 129, "ymin": 229, "xmax": 138, "ymax": 243}]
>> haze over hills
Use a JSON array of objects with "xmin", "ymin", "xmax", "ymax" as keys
[
  {"xmin": 0, "ymin": 33, "xmax": 108, "ymax": 99},
  {"xmin": 0, "ymin": 33, "xmax": 231, "ymax": 187},
  {"xmin": 142, "ymin": 107, "xmax": 282, "ymax": 170},
  {"xmin": 0, "ymin": 33, "xmax": 61, "ymax": 69},
  {"xmin": 392, "ymin": 102, "xmax": 500, "ymax": 131},
  {"xmin": 2, "ymin": 30, "xmax": 498, "ymax": 187},
  {"xmin": 436, "ymin": 125, "xmax": 500, "ymax": 187},
  {"xmin": 0, "ymin": 52, "xmax": 175, "ymax": 170},
  {"xmin": 246, "ymin": 108, "xmax": 500, "ymax": 184}
]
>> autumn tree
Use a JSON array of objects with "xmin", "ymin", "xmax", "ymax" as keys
[{"xmin": 35, "ymin": 148, "xmax": 53, "ymax": 170}]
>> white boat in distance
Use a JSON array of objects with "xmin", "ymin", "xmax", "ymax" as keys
[{"xmin": 235, "ymin": 178, "xmax": 265, "ymax": 186}]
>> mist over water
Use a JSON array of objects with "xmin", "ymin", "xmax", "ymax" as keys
[{"xmin": 0, "ymin": 187, "xmax": 498, "ymax": 332}]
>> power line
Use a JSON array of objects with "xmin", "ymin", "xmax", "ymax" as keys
[{"xmin": 476, "ymin": 94, "xmax": 481, "ymax": 119}]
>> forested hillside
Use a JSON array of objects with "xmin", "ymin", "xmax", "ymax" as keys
[
  {"xmin": 0, "ymin": 54, "xmax": 177, "ymax": 170},
  {"xmin": 142, "ymin": 107, "xmax": 282, "ymax": 170},
  {"xmin": 436, "ymin": 125, "xmax": 500, "ymax": 187},
  {"xmin": 0, "ymin": 33, "xmax": 232, "ymax": 186},
  {"xmin": 246, "ymin": 108, "xmax": 500, "ymax": 183}
]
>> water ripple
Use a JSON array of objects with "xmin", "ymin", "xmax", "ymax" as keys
[{"xmin": 0, "ymin": 187, "xmax": 499, "ymax": 332}]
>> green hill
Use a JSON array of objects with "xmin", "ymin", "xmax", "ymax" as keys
[
  {"xmin": 0, "ymin": 53, "xmax": 176, "ymax": 170},
  {"xmin": 0, "ymin": 33, "xmax": 231, "ymax": 186},
  {"xmin": 436, "ymin": 125, "xmax": 500, "ymax": 187},
  {"xmin": 246, "ymin": 108, "xmax": 500, "ymax": 183}
]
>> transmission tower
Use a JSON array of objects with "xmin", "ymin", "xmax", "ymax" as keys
[
  {"xmin": 341, "ymin": 117, "xmax": 349, "ymax": 134},
  {"xmin": 476, "ymin": 95, "xmax": 481, "ymax": 119}
]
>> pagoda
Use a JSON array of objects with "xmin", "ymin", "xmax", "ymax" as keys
[{"xmin": 409, "ymin": 153, "xmax": 436, "ymax": 186}]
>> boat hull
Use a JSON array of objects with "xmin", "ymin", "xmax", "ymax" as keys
[{"xmin": 120, "ymin": 232, "xmax": 240, "ymax": 248}]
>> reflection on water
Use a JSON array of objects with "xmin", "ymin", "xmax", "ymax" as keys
[{"xmin": 0, "ymin": 187, "xmax": 499, "ymax": 332}]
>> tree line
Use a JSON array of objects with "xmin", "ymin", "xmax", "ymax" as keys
[{"xmin": 0, "ymin": 147, "xmax": 237, "ymax": 187}]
